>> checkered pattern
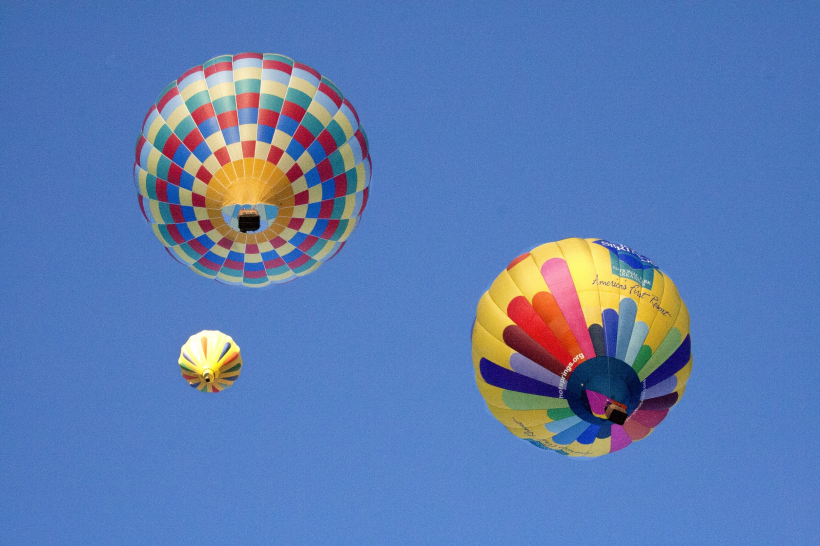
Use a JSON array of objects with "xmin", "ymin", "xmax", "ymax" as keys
[{"xmin": 135, "ymin": 53, "xmax": 371, "ymax": 286}]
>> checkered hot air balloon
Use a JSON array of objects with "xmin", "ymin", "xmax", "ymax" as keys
[
  {"xmin": 472, "ymin": 238, "xmax": 692, "ymax": 457},
  {"xmin": 134, "ymin": 53, "xmax": 371, "ymax": 286}
]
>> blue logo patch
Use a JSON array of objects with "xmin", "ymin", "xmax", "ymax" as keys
[{"xmin": 592, "ymin": 240, "xmax": 658, "ymax": 289}]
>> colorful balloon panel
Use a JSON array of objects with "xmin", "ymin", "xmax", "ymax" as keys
[
  {"xmin": 472, "ymin": 238, "xmax": 692, "ymax": 457},
  {"xmin": 135, "ymin": 53, "xmax": 371, "ymax": 287},
  {"xmin": 179, "ymin": 330, "xmax": 242, "ymax": 393}
]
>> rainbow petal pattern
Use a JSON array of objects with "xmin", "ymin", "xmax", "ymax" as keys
[
  {"xmin": 179, "ymin": 330, "xmax": 242, "ymax": 393},
  {"xmin": 472, "ymin": 238, "xmax": 692, "ymax": 457},
  {"xmin": 134, "ymin": 53, "xmax": 371, "ymax": 286}
]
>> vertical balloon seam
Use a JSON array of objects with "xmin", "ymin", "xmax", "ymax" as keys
[
  {"xmin": 233, "ymin": 54, "xmax": 300, "ymax": 284},
  {"xmin": 496, "ymin": 262, "xmax": 569, "ymax": 383},
  {"xmin": 591, "ymin": 240, "xmax": 623, "ymax": 359},
  {"xmin": 578, "ymin": 239, "xmax": 604, "ymax": 352},
  {"xmin": 541, "ymin": 254, "xmax": 596, "ymax": 359},
  {"xmin": 200, "ymin": 59, "xmax": 238, "ymax": 282},
  {"xmin": 477, "ymin": 290, "xmax": 521, "ymax": 352},
  {"xmin": 544, "ymin": 242, "xmax": 595, "ymax": 449},
  {"xmin": 620, "ymin": 259, "xmax": 664, "ymax": 366},
  {"xmin": 636, "ymin": 278, "xmax": 683, "ymax": 380},
  {"xmin": 610, "ymin": 238, "xmax": 654, "ymax": 441},
  {"xmin": 672, "ymin": 354, "xmax": 693, "ymax": 399},
  {"xmin": 627, "ymin": 257, "xmax": 684, "ymax": 432},
  {"xmin": 592, "ymin": 240, "xmax": 651, "ymax": 438},
  {"xmin": 141, "ymin": 69, "xmax": 232, "ymax": 280},
  {"xmin": 242, "ymin": 57, "xmax": 291, "ymax": 286},
  {"xmin": 518, "ymin": 250, "xmax": 581, "ymax": 367},
  {"xmin": 214, "ymin": 55, "xmax": 247, "ymax": 282},
  {"xmin": 497, "ymin": 245, "xmax": 581, "ymax": 451},
  {"xmin": 629, "ymin": 266, "xmax": 666, "ymax": 373},
  {"xmin": 265, "ymin": 69, "xmax": 368, "ymax": 280},
  {"xmin": 563, "ymin": 239, "xmax": 605, "ymax": 454},
  {"xmin": 509, "ymin": 243, "xmax": 597, "ymax": 455},
  {"xmin": 528, "ymin": 240, "xmax": 582, "ymax": 452},
  {"xmin": 583, "ymin": 238, "xmax": 616, "ymax": 453}
]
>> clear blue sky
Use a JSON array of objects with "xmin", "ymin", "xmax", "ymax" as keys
[{"xmin": 1, "ymin": 2, "xmax": 818, "ymax": 544}]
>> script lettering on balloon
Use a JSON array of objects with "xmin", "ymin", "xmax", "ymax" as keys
[{"xmin": 512, "ymin": 418, "xmax": 535, "ymax": 437}]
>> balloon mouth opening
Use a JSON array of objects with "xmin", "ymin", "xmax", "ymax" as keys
[
  {"xmin": 566, "ymin": 357, "xmax": 642, "ymax": 425},
  {"xmin": 208, "ymin": 162, "xmax": 290, "ymax": 234},
  {"xmin": 221, "ymin": 204, "xmax": 279, "ymax": 233},
  {"xmin": 202, "ymin": 369, "xmax": 214, "ymax": 383}
]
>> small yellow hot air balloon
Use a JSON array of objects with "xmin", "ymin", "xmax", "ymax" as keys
[{"xmin": 178, "ymin": 330, "xmax": 242, "ymax": 392}]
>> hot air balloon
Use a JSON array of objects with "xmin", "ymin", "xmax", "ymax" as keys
[
  {"xmin": 472, "ymin": 238, "xmax": 691, "ymax": 456},
  {"xmin": 179, "ymin": 330, "xmax": 242, "ymax": 392},
  {"xmin": 134, "ymin": 53, "xmax": 371, "ymax": 286}
]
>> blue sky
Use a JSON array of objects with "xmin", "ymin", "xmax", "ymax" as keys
[{"xmin": 1, "ymin": 2, "xmax": 818, "ymax": 544}]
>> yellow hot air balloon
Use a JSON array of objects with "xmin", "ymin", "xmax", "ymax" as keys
[
  {"xmin": 472, "ymin": 238, "xmax": 692, "ymax": 456},
  {"xmin": 178, "ymin": 331, "xmax": 242, "ymax": 393}
]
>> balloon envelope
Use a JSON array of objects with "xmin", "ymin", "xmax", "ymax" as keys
[
  {"xmin": 135, "ymin": 53, "xmax": 371, "ymax": 286},
  {"xmin": 179, "ymin": 330, "xmax": 242, "ymax": 392},
  {"xmin": 472, "ymin": 238, "xmax": 691, "ymax": 456}
]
